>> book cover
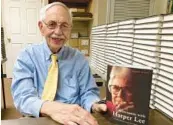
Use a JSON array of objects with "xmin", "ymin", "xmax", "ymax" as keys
[{"xmin": 106, "ymin": 65, "xmax": 153, "ymax": 125}]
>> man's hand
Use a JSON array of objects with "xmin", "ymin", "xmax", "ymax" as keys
[
  {"xmin": 116, "ymin": 101, "xmax": 134, "ymax": 112},
  {"xmin": 91, "ymin": 102, "xmax": 107, "ymax": 113},
  {"xmin": 40, "ymin": 101, "xmax": 98, "ymax": 125}
]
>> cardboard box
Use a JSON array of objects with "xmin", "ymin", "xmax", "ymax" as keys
[
  {"xmin": 72, "ymin": 46, "xmax": 79, "ymax": 50},
  {"xmin": 79, "ymin": 45, "xmax": 89, "ymax": 56},
  {"xmin": 71, "ymin": 32, "xmax": 79, "ymax": 38},
  {"xmin": 80, "ymin": 49, "xmax": 89, "ymax": 56},
  {"xmin": 79, "ymin": 38, "xmax": 89, "ymax": 47},
  {"xmin": 79, "ymin": 38, "xmax": 90, "ymax": 56},
  {"xmin": 79, "ymin": 46, "xmax": 89, "ymax": 50},
  {"xmin": 69, "ymin": 39, "xmax": 79, "ymax": 47},
  {"xmin": 70, "ymin": 8, "xmax": 77, "ymax": 12},
  {"xmin": 77, "ymin": 8, "xmax": 85, "ymax": 12}
]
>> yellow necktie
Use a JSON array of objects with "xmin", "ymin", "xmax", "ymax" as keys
[{"xmin": 42, "ymin": 54, "xmax": 58, "ymax": 101}]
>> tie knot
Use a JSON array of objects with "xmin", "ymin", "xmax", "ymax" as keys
[{"xmin": 51, "ymin": 54, "xmax": 57, "ymax": 62}]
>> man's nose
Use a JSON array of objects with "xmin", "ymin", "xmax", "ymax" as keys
[{"xmin": 54, "ymin": 26, "xmax": 63, "ymax": 35}]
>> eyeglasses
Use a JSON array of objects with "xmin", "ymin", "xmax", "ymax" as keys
[
  {"xmin": 42, "ymin": 20, "xmax": 72, "ymax": 31},
  {"xmin": 110, "ymin": 85, "xmax": 132, "ymax": 94}
]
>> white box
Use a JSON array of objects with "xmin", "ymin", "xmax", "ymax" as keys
[
  {"xmin": 81, "ymin": 49, "xmax": 88, "ymax": 55},
  {"xmin": 81, "ymin": 39, "xmax": 89, "ymax": 46},
  {"xmin": 71, "ymin": 32, "xmax": 79, "ymax": 38}
]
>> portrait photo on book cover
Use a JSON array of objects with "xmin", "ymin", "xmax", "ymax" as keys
[{"xmin": 106, "ymin": 65, "xmax": 152, "ymax": 125}]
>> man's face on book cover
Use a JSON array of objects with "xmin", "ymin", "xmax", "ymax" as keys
[{"xmin": 109, "ymin": 68, "xmax": 133, "ymax": 107}]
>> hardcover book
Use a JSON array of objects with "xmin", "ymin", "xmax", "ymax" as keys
[{"xmin": 106, "ymin": 65, "xmax": 153, "ymax": 125}]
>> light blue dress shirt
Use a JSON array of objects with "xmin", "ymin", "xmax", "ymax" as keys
[{"xmin": 11, "ymin": 41, "xmax": 100, "ymax": 117}]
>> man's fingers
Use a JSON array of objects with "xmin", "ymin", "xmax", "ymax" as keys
[
  {"xmin": 70, "ymin": 113, "xmax": 98, "ymax": 125},
  {"xmin": 96, "ymin": 104, "xmax": 107, "ymax": 112},
  {"xmin": 123, "ymin": 105, "xmax": 135, "ymax": 111},
  {"xmin": 92, "ymin": 103, "xmax": 107, "ymax": 113},
  {"xmin": 83, "ymin": 121, "xmax": 91, "ymax": 125},
  {"xmin": 72, "ymin": 106, "xmax": 98, "ymax": 125},
  {"xmin": 68, "ymin": 114, "xmax": 80, "ymax": 124},
  {"xmin": 79, "ymin": 111, "xmax": 98, "ymax": 125},
  {"xmin": 117, "ymin": 102, "xmax": 129, "ymax": 109},
  {"xmin": 117, "ymin": 102, "xmax": 134, "ymax": 111},
  {"xmin": 66, "ymin": 121, "xmax": 78, "ymax": 125},
  {"xmin": 127, "ymin": 102, "xmax": 134, "ymax": 106},
  {"xmin": 49, "ymin": 103, "xmax": 98, "ymax": 125}
]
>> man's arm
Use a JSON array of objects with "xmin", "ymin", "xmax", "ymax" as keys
[
  {"xmin": 11, "ymin": 49, "xmax": 44, "ymax": 117},
  {"xmin": 78, "ymin": 59, "xmax": 99, "ymax": 112},
  {"xmin": 77, "ymin": 57, "xmax": 103, "ymax": 112},
  {"xmin": 76, "ymin": 56, "xmax": 107, "ymax": 114}
]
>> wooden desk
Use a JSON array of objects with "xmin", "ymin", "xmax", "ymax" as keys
[{"xmin": 1, "ymin": 110, "xmax": 173, "ymax": 125}]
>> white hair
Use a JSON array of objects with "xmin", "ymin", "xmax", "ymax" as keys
[
  {"xmin": 108, "ymin": 67, "xmax": 131, "ymax": 92},
  {"xmin": 39, "ymin": 2, "xmax": 72, "ymax": 23}
]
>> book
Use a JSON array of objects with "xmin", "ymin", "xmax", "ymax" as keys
[{"xmin": 106, "ymin": 65, "xmax": 153, "ymax": 125}]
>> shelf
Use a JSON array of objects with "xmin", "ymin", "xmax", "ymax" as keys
[{"xmin": 72, "ymin": 17, "xmax": 93, "ymax": 21}]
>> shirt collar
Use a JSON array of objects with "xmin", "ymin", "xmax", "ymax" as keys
[{"xmin": 43, "ymin": 41, "xmax": 65, "ymax": 61}]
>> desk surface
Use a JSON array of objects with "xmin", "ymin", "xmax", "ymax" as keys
[{"xmin": 1, "ymin": 110, "xmax": 173, "ymax": 125}]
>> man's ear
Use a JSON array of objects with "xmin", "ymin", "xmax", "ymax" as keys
[{"xmin": 38, "ymin": 21, "xmax": 44, "ymax": 35}]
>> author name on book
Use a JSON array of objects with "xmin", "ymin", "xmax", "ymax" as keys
[{"xmin": 113, "ymin": 110, "xmax": 146, "ymax": 124}]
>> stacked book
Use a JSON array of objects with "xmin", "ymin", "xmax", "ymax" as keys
[
  {"xmin": 132, "ymin": 16, "xmax": 162, "ymax": 109},
  {"xmin": 105, "ymin": 23, "xmax": 118, "ymax": 68},
  {"xmin": 90, "ymin": 25, "xmax": 107, "ymax": 80},
  {"xmin": 115, "ymin": 20, "xmax": 135, "ymax": 65},
  {"xmin": 155, "ymin": 14, "xmax": 173, "ymax": 118}
]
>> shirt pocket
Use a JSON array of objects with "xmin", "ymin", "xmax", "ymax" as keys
[{"xmin": 61, "ymin": 74, "xmax": 79, "ymax": 98}]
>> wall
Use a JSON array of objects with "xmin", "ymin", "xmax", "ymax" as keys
[
  {"xmin": 149, "ymin": 0, "xmax": 168, "ymax": 16},
  {"xmin": 89, "ymin": 0, "xmax": 169, "ymax": 25},
  {"xmin": 88, "ymin": 0, "xmax": 98, "ymax": 26},
  {"xmin": 89, "ymin": 0, "xmax": 107, "ymax": 26},
  {"xmin": 42, "ymin": 0, "xmax": 48, "ymax": 6},
  {"xmin": 72, "ymin": 21, "xmax": 89, "ymax": 37},
  {"xmin": 105, "ymin": 0, "xmax": 169, "ymax": 24},
  {"xmin": 97, "ymin": 0, "xmax": 107, "ymax": 25}
]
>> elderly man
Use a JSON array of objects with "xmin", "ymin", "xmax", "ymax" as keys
[{"xmin": 11, "ymin": 2, "xmax": 106, "ymax": 125}]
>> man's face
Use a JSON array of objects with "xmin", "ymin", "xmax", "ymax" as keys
[
  {"xmin": 110, "ymin": 76, "xmax": 133, "ymax": 105},
  {"xmin": 38, "ymin": 5, "xmax": 72, "ymax": 53}
]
